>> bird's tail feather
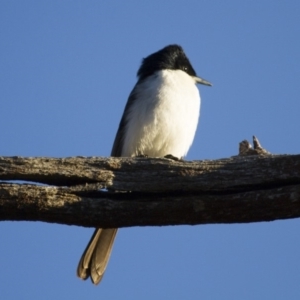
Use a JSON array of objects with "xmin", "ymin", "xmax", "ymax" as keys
[{"xmin": 77, "ymin": 228, "xmax": 118, "ymax": 285}]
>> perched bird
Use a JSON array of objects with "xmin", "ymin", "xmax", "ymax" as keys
[{"xmin": 77, "ymin": 44, "xmax": 212, "ymax": 285}]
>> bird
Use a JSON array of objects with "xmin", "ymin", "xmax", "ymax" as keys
[{"xmin": 77, "ymin": 44, "xmax": 212, "ymax": 285}]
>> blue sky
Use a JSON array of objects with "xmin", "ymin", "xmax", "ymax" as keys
[{"xmin": 1, "ymin": 1, "xmax": 300, "ymax": 299}]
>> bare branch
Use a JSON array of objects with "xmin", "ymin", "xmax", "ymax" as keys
[
  {"xmin": 1, "ymin": 137, "xmax": 300, "ymax": 228},
  {"xmin": 0, "ymin": 182, "xmax": 300, "ymax": 228},
  {"xmin": 1, "ymin": 154, "xmax": 299, "ymax": 192}
]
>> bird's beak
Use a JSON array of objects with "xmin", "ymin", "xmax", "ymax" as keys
[{"xmin": 194, "ymin": 76, "xmax": 212, "ymax": 86}]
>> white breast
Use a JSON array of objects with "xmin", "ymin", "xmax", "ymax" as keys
[{"xmin": 122, "ymin": 69, "xmax": 201, "ymax": 158}]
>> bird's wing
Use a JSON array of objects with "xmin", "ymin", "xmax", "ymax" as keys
[{"xmin": 111, "ymin": 82, "xmax": 140, "ymax": 157}]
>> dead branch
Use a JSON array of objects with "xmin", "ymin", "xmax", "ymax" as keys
[{"xmin": 0, "ymin": 137, "xmax": 300, "ymax": 228}]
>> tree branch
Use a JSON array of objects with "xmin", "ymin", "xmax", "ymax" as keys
[{"xmin": 1, "ymin": 138, "xmax": 300, "ymax": 228}]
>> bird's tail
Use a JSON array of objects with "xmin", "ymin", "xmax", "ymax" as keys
[{"xmin": 77, "ymin": 228, "xmax": 118, "ymax": 285}]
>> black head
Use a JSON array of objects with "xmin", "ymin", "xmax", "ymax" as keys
[{"xmin": 137, "ymin": 45, "xmax": 197, "ymax": 80}]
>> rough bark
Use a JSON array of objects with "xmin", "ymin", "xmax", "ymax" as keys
[{"xmin": 1, "ymin": 146, "xmax": 300, "ymax": 228}]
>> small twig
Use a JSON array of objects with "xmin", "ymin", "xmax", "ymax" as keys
[{"xmin": 239, "ymin": 136, "xmax": 271, "ymax": 156}]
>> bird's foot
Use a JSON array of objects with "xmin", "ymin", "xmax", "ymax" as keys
[
  {"xmin": 164, "ymin": 154, "xmax": 181, "ymax": 161},
  {"xmin": 137, "ymin": 154, "xmax": 149, "ymax": 158}
]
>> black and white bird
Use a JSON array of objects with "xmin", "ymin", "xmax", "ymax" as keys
[{"xmin": 77, "ymin": 44, "xmax": 212, "ymax": 285}]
